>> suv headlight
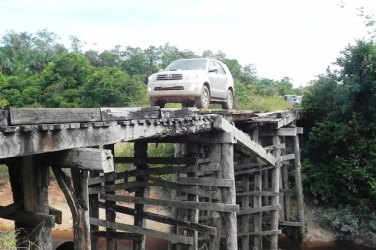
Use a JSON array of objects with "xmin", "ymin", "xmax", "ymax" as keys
[{"xmin": 148, "ymin": 75, "xmax": 157, "ymax": 82}]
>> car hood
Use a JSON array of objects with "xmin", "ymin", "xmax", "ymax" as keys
[{"xmin": 154, "ymin": 69, "xmax": 205, "ymax": 76}]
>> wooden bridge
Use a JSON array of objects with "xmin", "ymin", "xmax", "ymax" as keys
[{"xmin": 0, "ymin": 107, "xmax": 305, "ymax": 250}]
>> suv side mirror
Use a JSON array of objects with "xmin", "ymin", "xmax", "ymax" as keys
[{"xmin": 208, "ymin": 66, "xmax": 218, "ymax": 73}]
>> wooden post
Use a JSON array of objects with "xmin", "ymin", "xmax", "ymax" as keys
[
  {"xmin": 208, "ymin": 143, "xmax": 222, "ymax": 250},
  {"xmin": 104, "ymin": 144, "xmax": 117, "ymax": 250},
  {"xmin": 241, "ymin": 171, "xmax": 250, "ymax": 250},
  {"xmin": 133, "ymin": 141, "xmax": 149, "ymax": 250},
  {"xmin": 187, "ymin": 144, "xmax": 199, "ymax": 250},
  {"xmin": 281, "ymin": 136, "xmax": 291, "ymax": 222},
  {"xmin": 169, "ymin": 143, "xmax": 181, "ymax": 250},
  {"xmin": 221, "ymin": 137, "xmax": 238, "ymax": 250},
  {"xmin": 252, "ymin": 128, "xmax": 262, "ymax": 250},
  {"xmin": 293, "ymin": 135, "xmax": 305, "ymax": 239},
  {"xmin": 21, "ymin": 155, "xmax": 52, "ymax": 250},
  {"xmin": 53, "ymin": 167, "xmax": 91, "ymax": 249},
  {"xmin": 270, "ymin": 136, "xmax": 281, "ymax": 250},
  {"xmin": 89, "ymin": 170, "xmax": 100, "ymax": 250}
]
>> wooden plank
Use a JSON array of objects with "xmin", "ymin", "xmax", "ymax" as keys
[
  {"xmin": 104, "ymin": 144, "xmax": 116, "ymax": 250},
  {"xmin": 281, "ymin": 153, "xmax": 295, "ymax": 162},
  {"xmin": 176, "ymin": 177, "xmax": 234, "ymax": 187},
  {"xmin": 236, "ymin": 191, "xmax": 283, "ymax": 196},
  {"xmin": 55, "ymin": 148, "xmax": 114, "ymax": 173},
  {"xmin": 100, "ymin": 194, "xmax": 239, "ymax": 213},
  {"xmin": 89, "ymin": 181, "xmax": 148, "ymax": 194},
  {"xmin": 237, "ymin": 205, "xmax": 281, "ymax": 215},
  {"xmin": 0, "ymin": 208, "xmax": 55, "ymax": 228},
  {"xmin": 100, "ymin": 107, "xmax": 159, "ymax": 121},
  {"xmin": 90, "ymin": 218, "xmax": 193, "ymax": 245},
  {"xmin": 235, "ymin": 165, "xmax": 275, "ymax": 176},
  {"xmin": 9, "ymin": 108, "xmax": 101, "ymax": 125},
  {"xmin": 279, "ymin": 221, "xmax": 302, "ymax": 227},
  {"xmin": 96, "ymin": 201, "xmax": 216, "ymax": 235},
  {"xmin": 115, "ymin": 156, "xmax": 194, "ymax": 165},
  {"xmin": 160, "ymin": 108, "xmax": 197, "ymax": 119},
  {"xmin": 92, "ymin": 231, "xmax": 142, "ymax": 241},
  {"xmin": 238, "ymin": 230, "xmax": 281, "ymax": 237},
  {"xmin": 213, "ymin": 116, "xmax": 276, "ymax": 166}
]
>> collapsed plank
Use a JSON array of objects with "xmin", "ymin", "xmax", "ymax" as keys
[{"xmin": 213, "ymin": 116, "xmax": 276, "ymax": 166}]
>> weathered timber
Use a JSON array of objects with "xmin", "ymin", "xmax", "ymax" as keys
[
  {"xmin": 176, "ymin": 177, "xmax": 234, "ymax": 187},
  {"xmin": 270, "ymin": 136, "xmax": 281, "ymax": 249},
  {"xmin": 279, "ymin": 221, "xmax": 303, "ymax": 227},
  {"xmin": 213, "ymin": 116, "xmax": 276, "ymax": 166},
  {"xmin": 241, "ymin": 166, "xmax": 250, "ymax": 250},
  {"xmin": 236, "ymin": 191, "xmax": 283, "ymax": 196},
  {"xmin": 49, "ymin": 207, "xmax": 62, "ymax": 225},
  {"xmin": 114, "ymin": 156, "xmax": 195, "ymax": 165},
  {"xmin": 88, "ymin": 163, "xmax": 220, "ymax": 186},
  {"xmin": 104, "ymin": 144, "xmax": 117, "ymax": 250},
  {"xmin": 90, "ymin": 218, "xmax": 193, "ymax": 245},
  {"xmin": 92, "ymin": 231, "xmax": 142, "ymax": 241},
  {"xmin": 281, "ymin": 153, "xmax": 295, "ymax": 162},
  {"xmin": 89, "ymin": 171, "xmax": 100, "ymax": 250},
  {"xmin": 238, "ymin": 230, "xmax": 282, "ymax": 237},
  {"xmin": 259, "ymin": 127, "xmax": 304, "ymax": 137},
  {"xmin": 100, "ymin": 107, "xmax": 160, "ymax": 121},
  {"xmin": 101, "ymin": 194, "xmax": 239, "ymax": 212},
  {"xmin": 54, "ymin": 148, "xmax": 114, "ymax": 173},
  {"xmin": 52, "ymin": 167, "xmax": 91, "ymax": 250},
  {"xmin": 96, "ymin": 201, "xmax": 216, "ymax": 234},
  {"xmin": 252, "ymin": 128, "xmax": 262, "ymax": 250},
  {"xmin": 293, "ymin": 135, "xmax": 305, "ymax": 238},
  {"xmin": 0, "ymin": 204, "xmax": 55, "ymax": 228},
  {"xmin": 22, "ymin": 157, "xmax": 52, "ymax": 250},
  {"xmin": 235, "ymin": 165, "xmax": 275, "ymax": 176},
  {"xmin": 237, "ymin": 205, "xmax": 281, "ymax": 215},
  {"xmin": 133, "ymin": 141, "xmax": 149, "ymax": 250},
  {"xmin": 0, "ymin": 116, "xmax": 213, "ymax": 159},
  {"xmin": 9, "ymin": 108, "xmax": 101, "ymax": 125}
]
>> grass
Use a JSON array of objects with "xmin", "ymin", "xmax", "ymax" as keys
[
  {"xmin": 0, "ymin": 164, "xmax": 8, "ymax": 183},
  {"xmin": 0, "ymin": 231, "xmax": 17, "ymax": 249}
]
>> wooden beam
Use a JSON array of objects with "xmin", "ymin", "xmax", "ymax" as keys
[
  {"xmin": 96, "ymin": 201, "xmax": 216, "ymax": 235},
  {"xmin": 0, "ymin": 116, "xmax": 213, "ymax": 159},
  {"xmin": 279, "ymin": 221, "xmax": 302, "ymax": 227},
  {"xmin": 238, "ymin": 205, "xmax": 281, "ymax": 215},
  {"xmin": 213, "ymin": 116, "xmax": 276, "ymax": 166},
  {"xmin": 90, "ymin": 218, "xmax": 193, "ymax": 245},
  {"xmin": 9, "ymin": 108, "xmax": 101, "ymax": 125},
  {"xmin": 0, "ymin": 205, "xmax": 55, "ymax": 228},
  {"xmin": 91, "ymin": 231, "xmax": 142, "ymax": 241},
  {"xmin": 238, "ymin": 230, "xmax": 281, "ymax": 237},
  {"xmin": 176, "ymin": 177, "xmax": 234, "ymax": 187},
  {"xmin": 114, "ymin": 156, "xmax": 194, "ymax": 165},
  {"xmin": 100, "ymin": 194, "xmax": 239, "ymax": 213},
  {"xmin": 100, "ymin": 107, "xmax": 160, "ymax": 121},
  {"xmin": 55, "ymin": 148, "xmax": 114, "ymax": 173}
]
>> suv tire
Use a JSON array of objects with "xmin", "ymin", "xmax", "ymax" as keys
[
  {"xmin": 222, "ymin": 89, "xmax": 234, "ymax": 110},
  {"xmin": 195, "ymin": 85, "xmax": 210, "ymax": 109}
]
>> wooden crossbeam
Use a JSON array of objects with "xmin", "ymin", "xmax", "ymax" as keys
[
  {"xmin": 237, "ymin": 204, "xmax": 281, "ymax": 215},
  {"xmin": 100, "ymin": 194, "xmax": 239, "ymax": 213},
  {"xmin": 90, "ymin": 218, "xmax": 193, "ymax": 245},
  {"xmin": 96, "ymin": 201, "xmax": 216, "ymax": 235}
]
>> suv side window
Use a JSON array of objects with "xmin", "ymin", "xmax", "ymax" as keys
[
  {"xmin": 209, "ymin": 61, "xmax": 216, "ymax": 73},
  {"xmin": 215, "ymin": 62, "xmax": 226, "ymax": 75}
]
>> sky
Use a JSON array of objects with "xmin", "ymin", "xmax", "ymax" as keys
[{"xmin": 0, "ymin": 0, "xmax": 375, "ymax": 87}]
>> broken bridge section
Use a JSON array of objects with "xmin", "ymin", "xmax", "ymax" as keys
[{"xmin": 0, "ymin": 107, "xmax": 304, "ymax": 250}]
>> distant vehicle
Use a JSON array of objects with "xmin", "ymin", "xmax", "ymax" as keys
[
  {"xmin": 284, "ymin": 95, "xmax": 303, "ymax": 105},
  {"xmin": 147, "ymin": 58, "xmax": 235, "ymax": 109}
]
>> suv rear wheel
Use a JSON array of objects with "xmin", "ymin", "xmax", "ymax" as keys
[
  {"xmin": 222, "ymin": 89, "xmax": 234, "ymax": 109},
  {"xmin": 195, "ymin": 85, "xmax": 210, "ymax": 109}
]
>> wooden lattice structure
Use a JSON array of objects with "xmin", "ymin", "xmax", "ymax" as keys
[{"xmin": 0, "ymin": 107, "xmax": 304, "ymax": 250}]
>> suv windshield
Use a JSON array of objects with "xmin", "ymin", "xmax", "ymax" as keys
[{"xmin": 165, "ymin": 59, "xmax": 207, "ymax": 71}]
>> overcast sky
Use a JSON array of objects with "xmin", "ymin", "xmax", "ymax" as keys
[{"xmin": 0, "ymin": 0, "xmax": 375, "ymax": 87}]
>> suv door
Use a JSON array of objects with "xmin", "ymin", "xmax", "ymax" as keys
[
  {"xmin": 208, "ymin": 60, "xmax": 221, "ymax": 97},
  {"xmin": 214, "ymin": 61, "xmax": 228, "ymax": 99}
]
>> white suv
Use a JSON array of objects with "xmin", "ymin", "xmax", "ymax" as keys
[{"xmin": 147, "ymin": 58, "xmax": 235, "ymax": 109}]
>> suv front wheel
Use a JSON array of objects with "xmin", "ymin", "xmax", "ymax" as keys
[{"xmin": 195, "ymin": 85, "xmax": 210, "ymax": 109}]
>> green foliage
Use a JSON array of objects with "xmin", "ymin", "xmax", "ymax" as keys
[
  {"xmin": 0, "ymin": 231, "xmax": 17, "ymax": 248},
  {"xmin": 324, "ymin": 207, "xmax": 360, "ymax": 236},
  {"xmin": 302, "ymin": 40, "xmax": 376, "ymax": 211}
]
